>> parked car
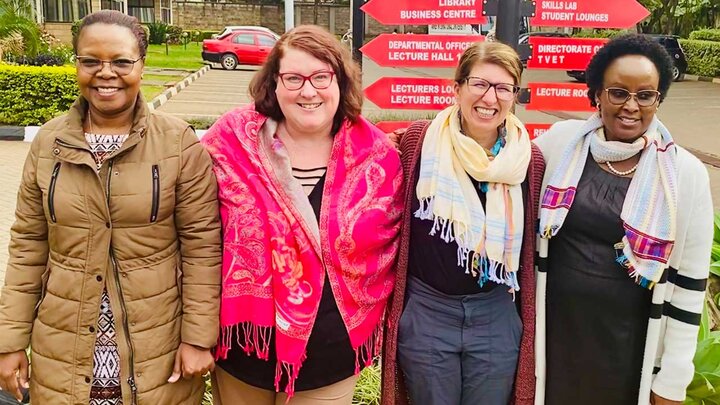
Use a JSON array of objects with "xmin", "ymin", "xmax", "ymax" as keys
[
  {"xmin": 567, "ymin": 34, "xmax": 688, "ymax": 82},
  {"xmin": 202, "ymin": 29, "xmax": 278, "ymax": 70},
  {"xmin": 518, "ymin": 31, "xmax": 570, "ymax": 66},
  {"xmin": 214, "ymin": 25, "xmax": 280, "ymax": 40}
]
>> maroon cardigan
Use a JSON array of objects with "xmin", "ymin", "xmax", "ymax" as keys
[{"xmin": 381, "ymin": 120, "xmax": 545, "ymax": 405}]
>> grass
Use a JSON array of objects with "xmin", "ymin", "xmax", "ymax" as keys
[
  {"xmin": 145, "ymin": 43, "xmax": 205, "ymax": 70},
  {"xmin": 141, "ymin": 84, "xmax": 166, "ymax": 101},
  {"xmin": 140, "ymin": 71, "xmax": 189, "ymax": 102}
]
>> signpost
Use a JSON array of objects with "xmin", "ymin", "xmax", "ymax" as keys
[
  {"xmin": 360, "ymin": 34, "xmax": 485, "ymax": 68},
  {"xmin": 530, "ymin": 0, "xmax": 650, "ymax": 29},
  {"xmin": 520, "ymin": 82, "xmax": 596, "ymax": 112},
  {"xmin": 361, "ymin": 0, "xmax": 487, "ymax": 25},
  {"xmin": 525, "ymin": 123, "xmax": 553, "ymax": 139},
  {"xmin": 526, "ymin": 36, "xmax": 608, "ymax": 70},
  {"xmin": 364, "ymin": 77, "xmax": 456, "ymax": 110}
]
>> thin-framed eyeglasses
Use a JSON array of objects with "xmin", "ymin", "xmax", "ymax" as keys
[
  {"xmin": 74, "ymin": 55, "xmax": 144, "ymax": 76},
  {"xmin": 278, "ymin": 71, "xmax": 335, "ymax": 91},
  {"xmin": 464, "ymin": 77, "xmax": 519, "ymax": 101},
  {"xmin": 604, "ymin": 87, "xmax": 661, "ymax": 107}
]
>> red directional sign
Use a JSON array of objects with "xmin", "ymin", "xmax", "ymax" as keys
[
  {"xmin": 525, "ymin": 123, "xmax": 553, "ymax": 140},
  {"xmin": 527, "ymin": 37, "xmax": 608, "ymax": 70},
  {"xmin": 522, "ymin": 83, "xmax": 595, "ymax": 112},
  {"xmin": 361, "ymin": 34, "xmax": 484, "ymax": 68},
  {"xmin": 361, "ymin": 0, "xmax": 487, "ymax": 25},
  {"xmin": 531, "ymin": 0, "xmax": 650, "ymax": 29},
  {"xmin": 375, "ymin": 121, "xmax": 412, "ymax": 133},
  {"xmin": 364, "ymin": 77, "xmax": 455, "ymax": 110}
]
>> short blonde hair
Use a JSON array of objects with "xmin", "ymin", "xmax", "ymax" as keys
[{"xmin": 454, "ymin": 41, "xmax": 523, "ymax": 86}]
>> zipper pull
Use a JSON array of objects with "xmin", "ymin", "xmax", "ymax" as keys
[
  {"xmin": 128, "ymin": 376, "xmax": 137, "ymax": 390},
  {"xmin": 128, "ymin": 376, "xmax": 137, "ymax": 393},
  {"xmin": 128, "ymin": 376, "xmax": 138, "ymax": 404}
]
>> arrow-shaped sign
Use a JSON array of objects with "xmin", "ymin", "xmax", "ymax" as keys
[
  {"xmin": 531, "ymin": 0, "xmax": 649, "ymax": 29},
  {"xmin": 364, "ymin": 77, "xmax": 456, "ymax": 110},
  {"xmin": 361, "ymin": 34, "xmax": 485, "ymax": 68},
  {"xmin": 519, "ymin": 82, "xmax": 595, "ymax": 112},
  {"xmin": 526, "ymin": 37, "xmax": 608, "ymax": 70},
  {"xmin": 525, "ymin": 123, "xmax": 553, "ymax": 139},
  {"xmin": 361, "ymin": 0, "xmax": 487, "ymax": 25}
]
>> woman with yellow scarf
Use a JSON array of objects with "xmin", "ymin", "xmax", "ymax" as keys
[{"xmin": 382, "ymin": 41, "xmax": 544, "ymax": 405}]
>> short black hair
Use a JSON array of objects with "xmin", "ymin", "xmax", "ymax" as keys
[
  {"xmin": 586, "ymin": 34, "xmax": 674, "ymax": 107},
  {"xmin": 73, "ymin": 10, "xmax": 148, "ymax": 58}
]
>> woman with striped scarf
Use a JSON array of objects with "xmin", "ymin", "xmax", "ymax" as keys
[
  {"xmin": 534, "ymin": 34, "xmax": 714, "ymax": 405},
  {"xmin": 382, "ymin": 41, "xmax": 544, "ymax": 405}
]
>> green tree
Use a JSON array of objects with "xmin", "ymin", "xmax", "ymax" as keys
[
  {"xmin": 639, "ymin": 0, "xmax": 720, "ymax": 36},
  {"xmin": 0, "ymin": 0, "xmax": 41, "ymax": 58}
]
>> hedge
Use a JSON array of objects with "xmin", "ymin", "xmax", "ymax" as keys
[
  {"xmin": 689, "ymin": 28, "xmax": 720, "ymax": 42},
  {"xmin": 572, "ymin": 29, "xmax": 629, "ymax": 39},
  {"xmin": 679, "ymin": 39, "xmax": 720, "ymax": 77},
  {"xmin": 0, "ymin": 65, "xmax": 78, "ymax": 126},
  {"xmin": 186, "ymin": 30, "xmax": 219, "ymax": 43}
]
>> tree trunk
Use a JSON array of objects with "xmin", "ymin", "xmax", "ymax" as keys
[{"xmin": 313, "ymin": 0, "xmax": 319, "ymax": 24}]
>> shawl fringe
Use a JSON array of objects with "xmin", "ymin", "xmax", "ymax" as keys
[
  {"xmin": 416, "ymin": 196, "xmax": 520, "ymax": 290},
  {"xmin": 215, "ymin": 322, "xmax": 273, "ymax": 361},
  {"xmin": 354, "ymin": 321, "xmax": 384, "ymax": 374}
]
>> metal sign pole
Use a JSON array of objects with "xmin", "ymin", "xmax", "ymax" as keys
[
  {"xmin": 285, "ymin": 0, "xmax": 294, "ymax": 32},
  {"xmin": 351, "ymin": 0, "xmax": 365, "ymax": 67},
  {"xmin": 496, "ymin": 0, "xmax": 521, "ymax": 50}
]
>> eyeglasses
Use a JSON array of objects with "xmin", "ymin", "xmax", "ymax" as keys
[
  {"xmin": 463, "ymin": 77, "xmax": 519, "ymax": 101},
  {"xmin": 604, "ymin": 87, "xmax": 661, "ymax": 107},
  {"xmin": 278, "ymin": 71, "xmax": 335, "ymax": 91},
  {"xmin": 75, "ymin": 56, "xmax": 144, "ymax": 76}
]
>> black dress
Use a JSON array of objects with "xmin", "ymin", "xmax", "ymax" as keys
[
  {"xmin": 217, "ymin": 175, "xmax": 357, "ymax": 391},
  {"xmin": 545, "ymin": 159, "xmax": 653, "ymax": 405}
]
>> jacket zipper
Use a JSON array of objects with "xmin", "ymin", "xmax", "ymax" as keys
[
  {"xmin": 48, "ymin": 162, "xmax": 61, "ymax": 222},
  {"xmin": 106, "ymin": 159, "xmax": 138, "ymax": 405},
  {"xmin": 150, "ymin": 165, "xmax": 159, "ymax": 223}
]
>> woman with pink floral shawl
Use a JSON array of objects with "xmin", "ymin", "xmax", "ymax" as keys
[{"xmin": 201, "ymin": 25, "xmax": 403, "ymax": 404}]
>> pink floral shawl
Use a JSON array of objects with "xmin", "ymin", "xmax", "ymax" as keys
[{"xmin": 201, "ymin": 105, "xmax": 403, "ymax": 396}]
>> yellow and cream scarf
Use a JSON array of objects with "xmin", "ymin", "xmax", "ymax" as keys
[{"xmin": 415, "ymin": 105, "xmax": 531, "ymax": 290}]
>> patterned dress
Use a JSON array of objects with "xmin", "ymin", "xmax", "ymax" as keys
[{"xmin": 86, "ymin": 132, "xmax": 129, "ymax": 405}]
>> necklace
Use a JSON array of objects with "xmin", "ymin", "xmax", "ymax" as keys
[{"xmin": 605, "ymin": 160, "xmax": 639, "ymax": 176}]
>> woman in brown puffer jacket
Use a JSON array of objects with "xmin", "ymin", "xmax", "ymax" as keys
[{"xmin": 0, "ymin": 10, "xmax": 221, "ymax": 405}]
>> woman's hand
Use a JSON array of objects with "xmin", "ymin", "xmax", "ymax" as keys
[
  {"xmin": 387, "ymin": 128, "xmax": 406, "ymax": 153},
  {"xmin": 650, "ymin": 391, "xmax": 683, "ymax": 405},
  {"xmin": 167, "ymin": 343, "xmax": 215, "ymax": 382},
  {"xmin": 0, "ymin": 351, "xmax": 29, "ymax": 401}
]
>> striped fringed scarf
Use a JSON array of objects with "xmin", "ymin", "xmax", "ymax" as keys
[
  {"xmin": 539, "ymin": 114, "xmax": 678, "ymax": 289},
  {"xmin": 415, "ymin": 104, "xmax": 531, "ymax": 290}
]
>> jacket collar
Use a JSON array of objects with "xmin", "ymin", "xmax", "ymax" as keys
[{"xmin": 54, "ymin": 95, "xmax": 150, "ymax": 166}]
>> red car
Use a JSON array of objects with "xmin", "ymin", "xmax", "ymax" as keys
[{"xmin": 202, "ymin": 29, "xmax": 279, "ymax": 70}]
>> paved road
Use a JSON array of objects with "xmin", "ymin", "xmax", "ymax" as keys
[{"xmin": 156, "ymin": 67, "xmax": 257, "ymax": 120}]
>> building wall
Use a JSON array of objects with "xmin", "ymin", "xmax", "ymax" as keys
[
  {"xmin": 44, "ymin": 22, "xmax": 74, "ymax": 43},
  {"xmin": 42, "ymin": 1, "xmax": 428, "ymax": 44},
  {"xmin": 172, "ymin": 2, "xmax": 427, "ymax": 37}
]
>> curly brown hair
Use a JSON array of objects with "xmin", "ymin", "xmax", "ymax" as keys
[{"xmin": 249, "ymin": 25, "xmax": 363, "ymax": 136}]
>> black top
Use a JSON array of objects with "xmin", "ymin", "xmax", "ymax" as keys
[
  {"xmin": 545, "ymin": 158, "xmax": 652, "ymax": 405},
  {"xmin": 217, "ymin": 175, "xmax": 357, "ymax": 391},
  {"xmin": 408, "ymin": 160, "xmax": 500, "ymax": 295}
]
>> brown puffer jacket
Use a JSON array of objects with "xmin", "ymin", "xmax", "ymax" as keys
[{"xmin": 0, "ymin": 97, "xmax": 222, "ymax": 405}]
